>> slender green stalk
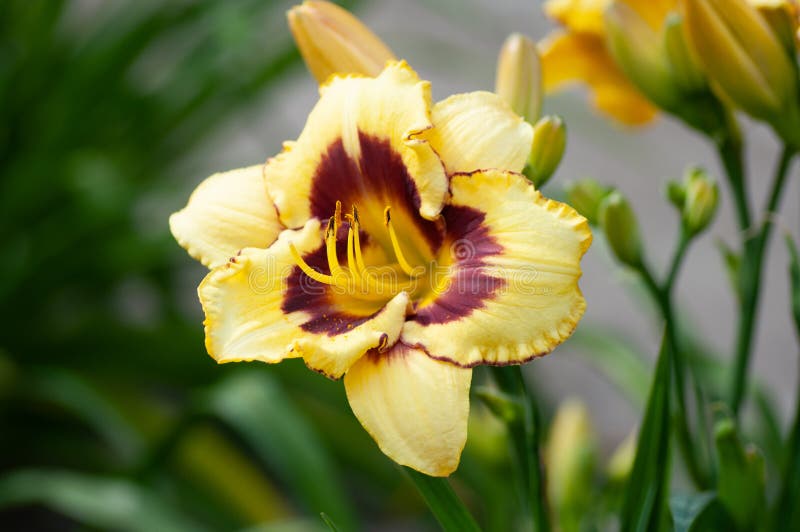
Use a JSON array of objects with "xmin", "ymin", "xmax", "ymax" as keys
[
  {"xmin": 403, "ymin": 468, "xmax": 482, "ymax": 532},
  {"xmin": 620, "ymin": 332, "xmax": 672, "ymax": 532},
  {"xmin": 490, "ymin": 366, "xmax": 550, "ymax": 532},
  {"xmin": 716, "ymin": 136, "xmax": 751, "ymax": 233},
  {"xmin": 773, "ymin": 235, "xmax": 800, "ymax": 528},
  {"xmin": 729, "ymin": 145, "xmax": 795, "ymax": 415},
  {"xmin": 638, "ymin": 256, "xmax": 707, "ymax": 489}
]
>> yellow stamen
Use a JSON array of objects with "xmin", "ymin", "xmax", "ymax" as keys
[
  {"xmin": 289, "ymin": 203, "xmax": 421, "ymax": 300},
  {"xmin": 325, "ymin": 217, "xmax": 346, "ymax": 280},
  {"xmin": 384, "ymin": 206, "xmax": 421, "ymax": 278},
  {"xmin": 346, "ymin": 224, "xmax": 357, "ymax": 278},
  {"xmin": 351, "ymin": 206, "xmax": 368, "ymax": 274},
  {"xmin": 289, "ymin": 242, "xmax": 335, "ymax": 285}
]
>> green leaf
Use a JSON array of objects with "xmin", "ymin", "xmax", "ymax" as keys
[
  {"xmin": 713, "ymin": 417, "xmax": 766, "ymax": 530},
  {"xmin": 620, "ymin": 334, "xmax": 672, "ymax": 532},
  {"xmin": 320, "ymin": 512, "xmax": 340, "ymax": 532},
  {"xmin": 205, "ymin": 370, "xmax": 357, "ymax": 531},
  {"xmin": 0, "ymin": 469, "xmax": 202, "ymax": 531},
  {"xmin": 25, "ymin": 367, "xmax": 143, "ymax": 462},
  {"xmin": 490, "ymin": 366, "xmax": 549, "ymax": 532},
  {"xmin": 670, "ymin": 492, "xmax": 734, "ymax": 532},
  {"xmin": 570, "ymin": 327, "xmax": 651, "ymax": 407},
  {"xmin": 403, "ymin": 468, "xmax": 482, "ymax": 532},
  {"xmin": 716, "ymin": 239, "xmax": 741, "ymax": 303}
]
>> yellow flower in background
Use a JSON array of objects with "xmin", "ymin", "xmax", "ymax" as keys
[
  {"xmin": 171, "ymin": 62, "xmax": 591, "ymax": 476},
  {"xmin": 287, "ymin": 0, "xmax": 395, "ymax": 82},
  {"xmin": 540, "ymin": 0, "xmax": 660, "ymax": 125}
]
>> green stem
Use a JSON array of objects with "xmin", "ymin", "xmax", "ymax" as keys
[
  {"xmin": 716, "ymin": 135, "xmax": 751, "ymax": 233},
  {"xmin": 404, "ymin": 468, "xmax": 482, "ymax": 532},
  {"xmin": 637, "ymin": 236, "xmax": 708, "ymax": 489},
  {"xmin": 730, "ymin": 145, "xmax": 795, "ymax": 415},
  {"xmin": 491, "ymin": 366, "xmax": 549, "ymax": 532}
]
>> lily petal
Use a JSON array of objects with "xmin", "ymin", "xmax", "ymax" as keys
[
  {"xmin": 545, "ymin": 0, "xmax": 611, "ymax": 36},
  {"xmin": 265, "ymin": 61, "xmax": 448, "ymax": 228},
  {"xmin": 170, "ymin": 165, "xmax": 283, "ymax": 269},
  {"xmin": 540, "ymin": 31, "xmax": 658, "ymax": 125},
  {"xmin": 401, "ymin": 169, "xmax": 591, "ymax": 367},
  {"xmin": 199, "ymin": 219, "xmax": 409, "ymax": 377},
  {"xmin": 344, "ymin": 343, "xmax": 472, "ymax": 476},
  {"xmin": 425, "ymin": 91, "xmax": 534, "ymax": 174}
]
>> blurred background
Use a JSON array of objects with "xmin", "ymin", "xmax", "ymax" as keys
[{"xmin": 1, "ymin": 0, "xmax": 797, "ymax": 530}]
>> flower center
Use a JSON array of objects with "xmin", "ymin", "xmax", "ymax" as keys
[{"xmin": 290, "ymin": 201, "xmax": 426, "ymax": 302}]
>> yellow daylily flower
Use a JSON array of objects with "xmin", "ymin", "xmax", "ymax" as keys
[
  {"xmin": 540, "ymin": 0, "xmax": 661, "ymax": 125},
  {"xmin": 171, "ymin": 62, "xmax": 591, "ymax": 476}
]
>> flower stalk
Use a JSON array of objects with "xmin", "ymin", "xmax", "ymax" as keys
[
  {"xmin": 729, "ymin": 145, "xmax": 796, "ymax": 415},
  {"xmin": 490, "ymin": 366, "xmax": 550, "ymax": 532}
]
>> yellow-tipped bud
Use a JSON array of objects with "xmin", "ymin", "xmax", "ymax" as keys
[
  {"xmin": 607, "ymin": 429, "xmax": 637, "ymax": 483},
  {"xmin": 565, "ymin": 179, "xmax": 611, "ymax": 226},
  {"xmin": 681, "ymin": 0, "xmax": 800, "ymax": 143},
  {"xmin": 605, "ymin": 1, "xmax": 681, "ymax": 110},
  {"xmin": 598, "ymin": 191, "xmax": 643, "ymax": 268},
  {"xmin": 545, "ymin": 399, "xmax": 596, "ymax": 524},
  {"xmin": 682, "ymin": 167, "xmax": 719, "ymax": 236},
  {"xmin": 495, "ymin": 33, "xmax": 543, "ymax": 124},
  {"xmin": 751, "ymin": 0, "xmax": 800, "ymax": 52},
  {"xmin": 287, "ymin": 1, "xmax": 396, "ymax": 83},
  {"xmin": 525, "ymin": 115, "xmax": 566, "ymax": 187}
]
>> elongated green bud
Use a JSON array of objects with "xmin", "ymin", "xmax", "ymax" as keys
[
  {"xmin": 662, "ymin": 14, "xmax": 707, "ymax": 94},
  {"xmin": 565, "ymin": 179, "xmax": 611, "ymax": 226},
  {"xmin": 525, "ymin": 115, "xmax": 566, "ymax": 187},
  {"xmin": 683, "ymin": 168, "xmax": 718, "ymax": 236},
  {"xmin": 605, "ymin": 1, "xmax": 680, "ymax": 110},
  {"xmin": 598, "ymin": 191, "xmax": 643, "ymax": 267},
  {"xmin": 495, "ymin": 33, "xmax": 542, "ymax": 124}
]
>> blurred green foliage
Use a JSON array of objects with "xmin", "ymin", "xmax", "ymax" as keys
[{"xmin": 0, "ymin": 1, "xmax": 464, "ymax": 529}]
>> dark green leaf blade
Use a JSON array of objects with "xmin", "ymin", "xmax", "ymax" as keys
[
  {"xmin": 670, "ymin": 492, "xmax": 734, "ymax": 532},
  {"xmin": 0, "ymin": 469, "xmax": 202, "ymax": 531},
  {"xmin": 205, "ymin": 371, "xmax": 357, "ymax": 531},
  {"xmin": 620, "ymin": 333, "xmax": 672, "ymax": 532},
  {"xmin": 403, "ymin": 468, "xmax": 482, "ymax": 532}
]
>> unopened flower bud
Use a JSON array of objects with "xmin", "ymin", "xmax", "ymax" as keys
[
  {"xmin": 605, "ymin": 1, "xmax": 681, "ymax": 110},
  {"xmin": 751, "ymin": 0, "xmax": 800, "ymax": 53},
  {"xmin": 287, "ymin": 1, "xmax": 396, "ymax": 83},
  {"xmin": 565, "ymin": 179, "xmax": 611, "ymax": 226},
  {"xmin": 495, "ymin": 33, "xmax": 543, "ymax": 124},
  {"xmin": 662, "ymin": 14, "xmax": 707, "ymax": 94},
  {"xmin": 525, "ymin": 116, "xmax": 566, "ymax": 187},
  {"xmin": 546, "ymin": 399, "xmax": 596, "ymax": 521},
  {"xmin": 683, "ymin": 167, "xmax": 718, "ymax": 236},
  {"xmin": 598, "ymin": 191, "xmax": 643, "ymax": 267},
  {"xmin": 666, "ymin": 180, "xmax": 687, "ymax": 209},
  {"xmin": 607, "ymin": 429, "xmax": 637, "ymax": 483},
  {"xmin": 681, "ymin": 0, "xmax": 800, "ymax": 144}
]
